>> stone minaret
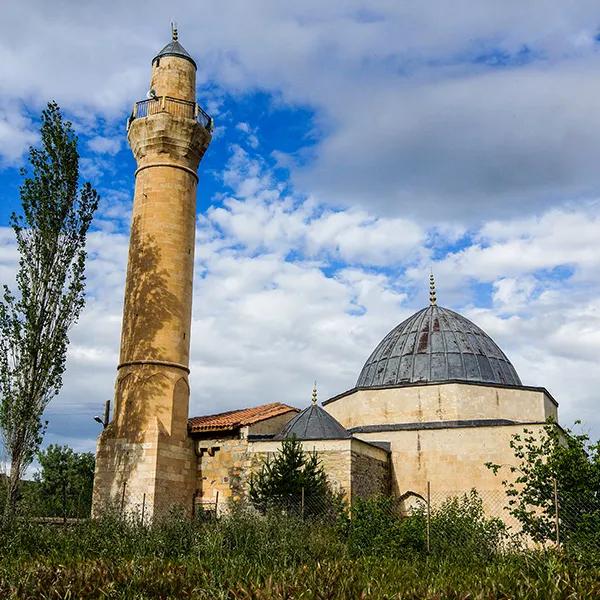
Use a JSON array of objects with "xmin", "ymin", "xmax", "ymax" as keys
[{"xmin": 93, "ymin": 27, "xmax": 212, "ymax": 518}]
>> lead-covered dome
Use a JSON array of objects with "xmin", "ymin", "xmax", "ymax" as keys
[{"xmin": 357, "ymin": 305, "xmax": 521, "ymax": 388}]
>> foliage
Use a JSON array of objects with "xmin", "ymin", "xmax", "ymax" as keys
[
  {"xmin": 346, "ymin": 490, "xmax": 506, "ymax": 560},
  {"xmin": 0, "ymin": 512, "xmax": 598, "ymax": 599},
  {"xmin": 31, "ymin": 445, "xmax": 95, "ymax": 518},
  {"xmin": 249, "ymin": 436, "xmax": 341, "ymax": 517},
  {"xmin": 0, "ymin": 102, "xmax": 98, "ymax": 517},
  {"xmin": 346, "ymin": 495, "xmax": 426, "ymax": 557},
  {"xmin": 429, "ymin": 490, "xmax": 508, "ymax": 558},
  {"xmin": 487, "ymin": 420, "xmax": 600, "ymax": 545}
]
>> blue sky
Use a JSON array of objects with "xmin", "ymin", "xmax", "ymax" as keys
[{"xmin": 1, "ymin": 2, "xmax": 600, "ymax": 464}]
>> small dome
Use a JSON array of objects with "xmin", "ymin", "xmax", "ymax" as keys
[
  {"xmin": 357, "ymin": 305, "xmax": 521, "ymax": 388},
  {"xmin": 275, "ymin": 403, "xmax": 351, "ymax": 440}
]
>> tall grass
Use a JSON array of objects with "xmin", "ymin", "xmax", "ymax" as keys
[{"xmin": 0, "ymin": 501, "xmax": 598, "ymax": 599}]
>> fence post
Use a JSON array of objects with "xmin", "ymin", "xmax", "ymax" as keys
[
  {"xmin": 215, "ymin": 491, "xmax": 219, "ymax": 519},
  {"xmin": 62, "ymin": 475, "xmax": 67, "ymax": 525},
  {"xmin": 141, "ymin": 493, "xmax": 146, "ymax": 525},
  {"xmin": 426, "ymin": 481, "xmax": 431, "ymax": 554},
  {"xmin": 301, "ymin": 486, "xmax": 305, "ymax": 520},
  {"xmin": 553, "ymin": 478, "xmax": 560, "ymax": 546},
  {"xmin": 120, "ymin": 481, "xmax": 126, "ymax": 517}
]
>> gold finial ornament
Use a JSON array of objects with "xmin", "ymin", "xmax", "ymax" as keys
[
  {"xmin": 312, "ymin": 382, "xmax": 318, "ymax": 405},
  {"xmin": 171, "ymin": 21, "xmax": 178, "ymax": 42},
  {"xmin": 429, "ymin": 272, "xmax": 437, "ymax": 306}
]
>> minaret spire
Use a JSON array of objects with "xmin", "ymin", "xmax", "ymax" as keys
[
  {"xmin": 429, "ymin": 271, "xmax": 437, "ymax": 306},
  {"xmin": 312, "ymin": 382, "xmax": 318, "ymax": 405},
  {"xmin": 171, "ymin": 21, "xmax": 178, "ymax": 42}
]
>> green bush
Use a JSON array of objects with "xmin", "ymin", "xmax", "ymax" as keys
[
  {"xmin": 429, "ymin": 490, "xmax": 508, "ymax": 560},
  {"xmin": 346, "ymin": 496, "xmax": 426, "ymax": 557},
  {"xmin": 347, "ymin": 490, "xmax": 507, "ymax": 561}
]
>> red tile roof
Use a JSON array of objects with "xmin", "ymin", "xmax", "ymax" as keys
[{"xmin": 188, "ymin": 402, "xmax": 298, "ymax": 433}]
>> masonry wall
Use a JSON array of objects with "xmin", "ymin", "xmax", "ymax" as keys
[
  {"xmin": 195, "ymin": 436, "xmax": 252, "ymax": 506},
  {"xmin": 324, "ymin": 382, "xmax": 557, "ymax": 430},
  {"xmin": 247, "ymin": 413, "xmax": 297, "ymax": 436},
  {"xmin": 355, "ymin": 422, "xmax": 550, "ymax": 517},
  {"xmin": 193, "ymin": 412, "xmax": 297, "ymax": 507},
  {"xmin": 350, "ymin": 439, "xmax": 390, "ymax": 501},
  {"xmin": 247, "ymin": 439, "xmax": 353, "ymax": 499}
]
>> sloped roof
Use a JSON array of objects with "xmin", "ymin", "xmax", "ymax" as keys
[
  {"xmin": 153, "ymin": 33, "xmax": 197, "ymax": 69},
  {"xmin": 188, "ymin": 402, "xmax": 298, "ymax": 433},
  {"xmin": 275, "ymin": 403, "xmax": 351, "ymax": 440}
]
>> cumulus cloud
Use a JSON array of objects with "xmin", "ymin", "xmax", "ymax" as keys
[
  {"xmin": 2, "ymin": 1, "xmax": 600, "ymax": 456},
  {"xmin": 0, "ymin": 105, "xmax": 37, "ymax": 166},
  {"xmin": 208, "ymin": 145, "xmax": 425, "ymax": 265},
  {"xmin": 2, "ymin": 2, "xmax": 600, "ymax": 217},
  {"xmin": 87, "ymin": 135, "xmax": 121, "ymax": 155}
]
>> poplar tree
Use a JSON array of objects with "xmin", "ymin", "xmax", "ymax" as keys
[{"xmin": 0, "ymin": 102, "xmax": 98, "ymax": 517}]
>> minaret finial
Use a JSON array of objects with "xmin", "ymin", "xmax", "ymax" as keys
[
  {"xmin": 312, "ymin": 381, "xmax": 318, "ymax": 405},
  {"xmin": 171, "ymin": 21, "xmax": 178, "ymax": 42},
  {"xmin": 429, "ymin": 271, "xmax": 437, "ymax": 306}
]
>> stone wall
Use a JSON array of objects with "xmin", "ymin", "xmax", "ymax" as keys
[
  {"xmin": 350, "ymin": 439, "xmax": 390, "ymax": 500},
  {"xmin": 356, "ymin": 422, "xmax": 550, "ymax": 504},
  {"xmin": 249, "ymin": 439, "xmax": 353, "ymax": 498},
  {"xmin": 324, "ymin": 382, "xmax": 557, "ymax": 430},
  {"xmin": 193, "ymin": 412, "xmax": 297, "ymax": 507},
  {"xmin": 195, "ymin": 436, "xmax": 252, "ymax": 505},
  {"xmin": 194, "ymin": 433, "xmax": 392, "ymax": 509},
  {"xmin": 247, "ymin": 411, "xmax": 297, "ymax": 436}
]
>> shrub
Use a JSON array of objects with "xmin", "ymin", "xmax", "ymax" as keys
[
  {"xmin": 429, "ymin": 490, "xmax": 508, "ymax": 560},
  {"xmin": 346, "ymin": 496, "xmax": 426, "ymax": 557}
]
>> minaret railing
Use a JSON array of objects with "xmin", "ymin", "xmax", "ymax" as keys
[{"xmin": 129, "ymin": 97, "xmax": 213, "ymax": 132}]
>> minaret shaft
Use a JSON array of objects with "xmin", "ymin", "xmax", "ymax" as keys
[{"xmin": 93, "ymin": 38, "xmax": 211, "ymax": 518}]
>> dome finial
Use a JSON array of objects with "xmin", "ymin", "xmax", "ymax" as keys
[
  {"xmin": 312, "ymin": 381, "xmax": 318, "ymax": 405},
  {"xmin": 171, "ymin": 21, "xmax": 178, "ymax": 42},
  {"xmin": 429, "ymin": 271, "xmax": 437, "ymax": 306}
]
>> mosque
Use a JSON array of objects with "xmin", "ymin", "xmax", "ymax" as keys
[{"xmin": 92, "ymin": 30, "xmax": 559, "ymax": 518}]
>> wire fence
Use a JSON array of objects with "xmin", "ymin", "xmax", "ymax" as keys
[{"xmin": 6, "ymin": 480, "xmax": 600, "ymax": 556}]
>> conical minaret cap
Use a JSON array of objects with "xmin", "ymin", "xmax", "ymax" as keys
[{"xmin": 152, "ymin": 23, "xmax": 197, "ymax": 69}]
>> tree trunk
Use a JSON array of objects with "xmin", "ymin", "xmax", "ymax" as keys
[{"xmin": 3, "ymin": 454, "xmax": 22, "ymax": 520}]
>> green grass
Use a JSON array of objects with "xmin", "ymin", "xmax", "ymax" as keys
[{"xmin": 0, "ymin": 509, "xmax": 598, "ymax": 599}]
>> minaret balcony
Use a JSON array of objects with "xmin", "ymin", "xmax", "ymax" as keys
[{"xmin": 127, "ymin": 96, "xmax": 213, "ymax": 133}]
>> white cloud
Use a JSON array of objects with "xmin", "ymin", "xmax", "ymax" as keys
[
  {"xmin": 2, "ymin": 2, "xmax": 600, "ymax": 217},
  {"xmin": 87, "ymin": 135, "xmax": 121, "ymax": 155},
  {"xmin": 0, "ymin": 104, "xmax": 37, "ymax": 166},
  {"xmin": 419, "ymin": 206, "xmax": 600, "ymax": 293},
  {"xmin": 210, "ymin": 145, "xmax": 425, "ymax": 265},
  {"xmin": 2, "ymin": 2, "xmax": 600, "ymax": 457}
]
